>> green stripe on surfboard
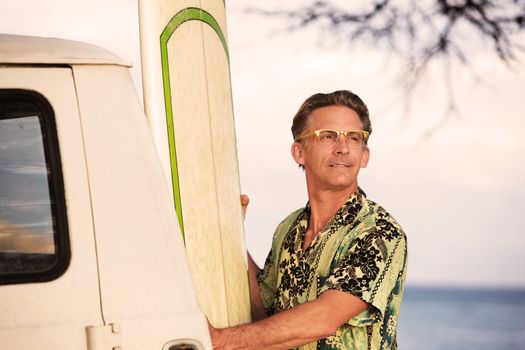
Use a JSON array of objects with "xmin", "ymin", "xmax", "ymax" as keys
[{"xmin": 160, "ymin": 8, "xmax": 229, "ymax": 240}]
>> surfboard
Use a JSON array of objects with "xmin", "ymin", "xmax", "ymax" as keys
[{"xmin": 138, "ymin": 1, "xmax": 251, "ymax": 328}]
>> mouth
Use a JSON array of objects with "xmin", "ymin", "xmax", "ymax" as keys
[{"xmin": 329, "ymin": 162, "xmax": 351, "ymax": 168}]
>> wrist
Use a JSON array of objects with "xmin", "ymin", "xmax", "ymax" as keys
[{"xmin": 209, "ymin": 323, "xmax": 226, "ymax": 350}]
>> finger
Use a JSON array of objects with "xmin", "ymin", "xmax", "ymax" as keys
[
  {"xmin": 241, "ymin": 194, "xmax": 250, "ymax": 206},
  {"xmin": 240, "ymin": 194, "xmax": 249, "ymax": 218}
]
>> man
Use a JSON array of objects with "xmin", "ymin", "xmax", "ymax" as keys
[{"xmin": 210, "ymin": 90, "xmax": 408, "ymax": 349}]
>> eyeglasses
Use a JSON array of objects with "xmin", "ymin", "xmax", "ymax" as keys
[{"xmin": 296, "ymin": 129, "xmax": 369, "ymax": 148}]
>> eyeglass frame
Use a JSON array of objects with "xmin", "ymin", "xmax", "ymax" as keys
[{"xmin": 295, "ymin": 129, "xmax": 370, "ymax": 147}]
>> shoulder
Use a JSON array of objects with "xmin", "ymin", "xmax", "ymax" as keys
[
  {"xmin": 273, "ymin": 208, "xmax": 305, "ymax": 241},
  {"xmin": 273, "ymin": 207, "xmax": 303, "ymax": 237},
  {"xmin": 268, "ymin": 207, "xmax": 304, "ymax": 247},
  {"xmin": 265, "ymin": 207, "xmax": 304, "ymax": 261},
  {"xmin": 360, "ymin": 198, "xmax": 407, "ymax": 243}
]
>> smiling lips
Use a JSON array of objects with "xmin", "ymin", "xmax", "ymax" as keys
[{"xmin": 329, "ymin": 161, "xmax": 352, "ymax": 168}]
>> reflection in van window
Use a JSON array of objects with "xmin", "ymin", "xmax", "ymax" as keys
[
  {"xmin": 0, "ymin": 90, "xmax": 69, "ymax": 283},
  {"xmin": 0, "ymin": 116, "xmax": 55, "ymax": 255}
]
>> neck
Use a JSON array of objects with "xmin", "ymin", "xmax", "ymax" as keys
[{"xmin": 305, "ymin": 184, "xmax": 358, "ymax": 240}]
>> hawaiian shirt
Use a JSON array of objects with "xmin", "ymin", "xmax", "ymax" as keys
[{"xmin": 258, "ymin": 188, "xmax": 407, "ymax": 350}]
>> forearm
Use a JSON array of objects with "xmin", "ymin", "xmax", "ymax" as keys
[
  {"xmin": 211, "ymin": 299, "xmax": 332, "ymax": 350},
  {"xmin": 211, "ymin": 289, "xmax": 368, "ymax": 350},
  {"xmin": 247, "ymin": 253, "xmax": 267, "ymax": 321}
]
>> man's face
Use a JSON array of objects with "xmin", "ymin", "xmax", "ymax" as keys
[{"xmin": 291, "ymin": 105, "xmax": 370, "ymax": 195}]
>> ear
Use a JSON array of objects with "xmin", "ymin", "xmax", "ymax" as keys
[
  {"xmin": 291, "ymin": 142, "xmax": 305, "ymax": 166},
  {"xmin": 360, "ymin": 146, "xmax": 370, "ymax": 168}
]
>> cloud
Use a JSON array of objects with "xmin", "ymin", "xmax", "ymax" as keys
[{"xmin": 0, "ymin": 220, "xmax": 54, "ymax": 254}]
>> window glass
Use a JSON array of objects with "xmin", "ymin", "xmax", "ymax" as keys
[{"xmin": 0, "ymin": 90, "xmax": 69, "ymax": 283}]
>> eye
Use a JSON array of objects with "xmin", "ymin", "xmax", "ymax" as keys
[
  {"xmin": 346, "ymin": 132, "xmax": 363, "ymax": 143},
  {"xmin": 318, "ymin": 130, "xmax": 338, "ymax": 142}
]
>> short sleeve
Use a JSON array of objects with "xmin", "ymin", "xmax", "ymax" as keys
[
  {"xmin": 257, "ymin": 209, "xmax": 303, "ymax": 314},
  {"xmin": 319, "ymin": 215, "xmax": 407, "ymax": 326},
  {"xmin": 257, "ymin": 246, "xmax": 277, "ymax": 312}
]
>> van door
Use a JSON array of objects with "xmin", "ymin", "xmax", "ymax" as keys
[{"xmin": 0, "ymin": 67, "xmax": 103, "ymax": 349}]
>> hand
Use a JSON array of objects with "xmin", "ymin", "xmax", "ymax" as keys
[{"xmin": 241, "ymin": 194, "xmax": 250, "ymax": 220}]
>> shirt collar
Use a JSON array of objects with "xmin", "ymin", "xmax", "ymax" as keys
[{"xmin": 302, "ymin": 187, "xmax": 366, "ymax": 230}]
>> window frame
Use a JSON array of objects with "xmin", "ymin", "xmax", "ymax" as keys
[{"xmin": 0, "ymin": 89, "xmax": 70, "ymax": 285}]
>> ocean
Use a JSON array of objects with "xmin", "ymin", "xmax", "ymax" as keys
[{"xmin": 398, "ymin": 286, "xmax": 525, "ymax": 349}]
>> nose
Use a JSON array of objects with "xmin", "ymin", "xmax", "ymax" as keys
[{"xmin": 333, "ymin": 136, "xmax": 350, "ymax": 154}]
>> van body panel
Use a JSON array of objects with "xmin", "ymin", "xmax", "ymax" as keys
[
  {"xmin": 0, "ymin": 34, "xmax": 131, "ymax": 67},
  {"xmin": 72, "ymin": 64, "xmax": 211, "ymax": 348}
]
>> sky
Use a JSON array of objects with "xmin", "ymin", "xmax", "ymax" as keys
[{"xmin": 1, "ymin": 0, "xmax": 524, "ymax": 288}]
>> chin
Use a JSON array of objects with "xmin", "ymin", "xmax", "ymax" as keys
[{"xmin": 326, "ymin": 180, "xmax": 356, "ymax": 191}]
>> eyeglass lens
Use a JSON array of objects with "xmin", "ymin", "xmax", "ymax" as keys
[{"xmin": 317, "ymin": 130, "xmax": 364, "ymax": 147}]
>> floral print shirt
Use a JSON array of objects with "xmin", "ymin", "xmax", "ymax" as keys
[{"xmin": 258, "ymin": 188, "xmax": 408, "ymax": 350}]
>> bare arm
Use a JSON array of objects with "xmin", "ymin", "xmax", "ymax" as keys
[{"xmin": 210, "ymin": 289, "xmax": 368, "ymax": 350}]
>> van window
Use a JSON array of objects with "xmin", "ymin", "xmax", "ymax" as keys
[{"xmin": 0, "ymin": 90, "xmax": 70, "ymax": 284}]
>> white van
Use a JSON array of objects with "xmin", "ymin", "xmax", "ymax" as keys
[{"xmin": 0, "ymin": 34, "xmax": 212, "ymax": 350}]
